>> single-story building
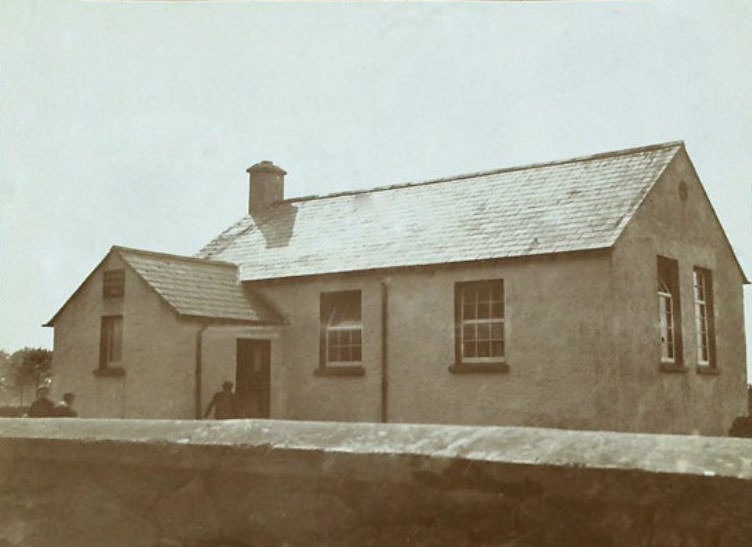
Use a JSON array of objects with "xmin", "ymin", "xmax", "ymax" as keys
[{"xmin": 45, "ymin": 141, "xmax": 748, "ymax": 435}]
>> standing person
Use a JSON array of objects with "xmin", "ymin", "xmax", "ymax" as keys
[
  {"xmin": 204, "ymin": 381, "xmax": 237, "ymax": 419},
  {"xmin": 53, "ymin": 393, "xmax": 78, "ymax": 417},
  {"xmin": 27, "ymin": 386, "xmax": 55, "ymax": 417}
]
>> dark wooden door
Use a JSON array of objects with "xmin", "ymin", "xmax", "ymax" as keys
[{"xmin": 235, "ymin": 339, "xmax": 271, "ymax": 418}]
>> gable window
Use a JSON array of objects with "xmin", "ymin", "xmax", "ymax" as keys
[
  {"xmin": 103, "ymin": 269, "xmax": 125, "ymax": 298},
  {"xmin": 318, "ymin": 291, "xmax": 363, "ymax": 375},
  {"xmin": 657, "ymin": 256, "xmax": 683, "ymax": 369},
  {"xmin": 455, "ymin": 280, "xmax": 505, "ymax": 365},
  {"xmin": 693, "ymin": 267, "xmax": 716, "ymax": 367},
  {"xmin": 99, "ymin": 315, "xmax": 123, "ymax": 369}
]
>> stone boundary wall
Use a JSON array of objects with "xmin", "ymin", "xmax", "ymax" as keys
[{"xmin": 1, "ymin": 419, "xmax": 752, "ymax": 546}]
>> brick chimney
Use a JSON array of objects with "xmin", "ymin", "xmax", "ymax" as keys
[{"xmin": 246, "ymin": 160, "xmax": 286, "ymax": 216}]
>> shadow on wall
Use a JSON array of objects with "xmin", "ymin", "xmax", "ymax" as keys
[
  {"xmin": 0, "ymin": 406, "xmax": 25, "ymax": 417},
  {"xmin": 730, "ymin": 416, "xmax": 752, "ymax": 437},
  {"xmin": 253, "ymin": 202, "xmax": 298, "ymax": 249},
  {"xmin": 734, "ymin": 385, "xmax": 752, "ymax": 436}
]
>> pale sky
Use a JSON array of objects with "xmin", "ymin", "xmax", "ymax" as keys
[{"xmin": 1, "ymin": 1, "xmax": 750, "ymax": 372}]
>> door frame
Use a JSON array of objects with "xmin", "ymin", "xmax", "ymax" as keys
[{"xmin": 235, "ymin": 338, "xmax": 271, "ymax": 418}]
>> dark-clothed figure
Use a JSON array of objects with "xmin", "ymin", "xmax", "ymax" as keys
[
  {"xmin": 27, "ymin": 386, "xmax": 55, "ymax": 417},
  {"xmin": 204, "ymin": 381, "xmax": 237, "ymax": 419},
  {"xmin": 53, "ymin": 393, "xmax": 78, "ymax": 417}
]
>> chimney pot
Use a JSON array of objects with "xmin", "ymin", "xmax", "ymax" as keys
[{"xmin": 246, "ymin": 160, "xmax": 286, "ymax": 215}]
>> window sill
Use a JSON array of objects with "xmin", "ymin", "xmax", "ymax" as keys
[
  {"xmin": 659, "ymin": 363, "xmax": 688, "ymax": 373},
  {"xmin": 696, "ymin": 366, "xmax": 720, "ymax": 376},
  {"xmin": 93, "ymin": 367, "xmax": 126, "ymax": 378},
  {"xmin": 314, "ymin": 366, "xmax": 365, "ymax": 377},
  {"xmin": 449, "ymin": 362, "xmax": 509, "ymax": 374}
]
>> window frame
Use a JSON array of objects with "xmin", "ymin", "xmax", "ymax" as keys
[
  {"xmin": 657, "ymin": 256, "xmax": 684, "ymax": 371},
  {"xmin": 658, "ymin": 279, "xmax": 676, "ymax": 364},
  {"xmin": 319, "ymin": 290, "xmax": 363, "ymax": 371},
  {"xmin": 99, "ymin": 315, "xmax": 123, "ymax": 369},
  {"xmin": 454, "ymin": 279, "xmax": 505, "ymax": 366},
  {"xmin": 693, "ymin": 267, "xmax": 716, "ymax": 368},
  {"xmin": 103, "ymin": 269, "xmax": 125, "ymax": 299}
]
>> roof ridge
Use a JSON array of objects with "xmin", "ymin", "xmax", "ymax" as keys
[
  {"xmin": 113, "ymin": 245, "xmax": 238, "ymax": 267},
  {"xmin": 283, "ymin": 140, "xmax": 685, "ymax": 205}
]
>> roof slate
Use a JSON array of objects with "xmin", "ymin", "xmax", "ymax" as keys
[
  {"xmin": 197, "ymin": 142, "xmax": 683, "ymax": 281},
  {"xmin": 117, "ymin": 247, "xmax": 282, "ymax": 324}
]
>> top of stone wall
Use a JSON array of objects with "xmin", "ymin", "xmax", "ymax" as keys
[{"xmin": 1, "ymin": 418, "xmax": 751, "ymax": 481}]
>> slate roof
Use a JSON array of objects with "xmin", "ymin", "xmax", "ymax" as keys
[
  {"xmin": 116, "ymin": 247, "xmax": 282, "ymax": 323},
  {"xmin": 44, "ymin": 247, "xmax": 284, "ymax": 326},
  {"xmin": 197, "ymin": 142, "xmax": 684, "ymax": 281}
]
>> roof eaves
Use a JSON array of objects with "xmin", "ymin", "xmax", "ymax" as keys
[
  {"xmin": 239, "ymin": 246, "xmax": 615, "ymax": 283},
  {"xmin": 176, "ymin": 314, "xmax": 284, "ymax": 326}
]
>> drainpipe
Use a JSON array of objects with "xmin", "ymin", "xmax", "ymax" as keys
[
  {"xmin": 195, "ymin": 321, "xmax": 210, "ymax": 419},
  {"xmin": 380, "ymin": 280, "xmax": 389, "ymax": 423}
]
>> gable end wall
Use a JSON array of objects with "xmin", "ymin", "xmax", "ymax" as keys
[
  {"xmin": 52, "ymin": 253, "xmax": 198, "ymax": 418},
  {"xmin": 607, "ymin": 148, "xmax": 747, "ymax": 435}
]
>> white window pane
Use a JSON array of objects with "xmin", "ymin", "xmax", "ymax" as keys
[
  {"xmin": 327, "ymin": 327, "xmax": 362, "ymax": 363},
  {"xmin": 659, "ymin": 294, "xmax": 674, "ymax": 361},
  {"xmin": 694, "ymin": 270, "xmax": 705, "ymax": 301},
  {"xmin": 460, "ymin": 281, "xmax": 505, "ymax": 362},
  {"xmin": 664, "ymin": 298, "xmax": 673, "ymax": 326}
]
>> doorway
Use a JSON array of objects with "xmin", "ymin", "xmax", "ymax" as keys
[{"xmin": 235, "ymin": 339, "xmax": 271, "ymax": 418}]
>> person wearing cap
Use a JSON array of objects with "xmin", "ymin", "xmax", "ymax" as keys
[
  {"xmin": 27, "ymin": 386, "xmax": 55, "ymax": 417},
  {"xmin": 204, "ymin": 381, "xmax": 237, "ymax": 419},
  {"xmin": 53, "ymin": 393, "xmax": 78, "ymax": 417}
]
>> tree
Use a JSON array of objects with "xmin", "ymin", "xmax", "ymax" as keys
[
  {"xmin": 0, "ymin": 349, "xmax": 10, "ymax": 392},
  {"xmin": 5, "ymin": 348, "xmax": 52, "ymax": 406}
]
